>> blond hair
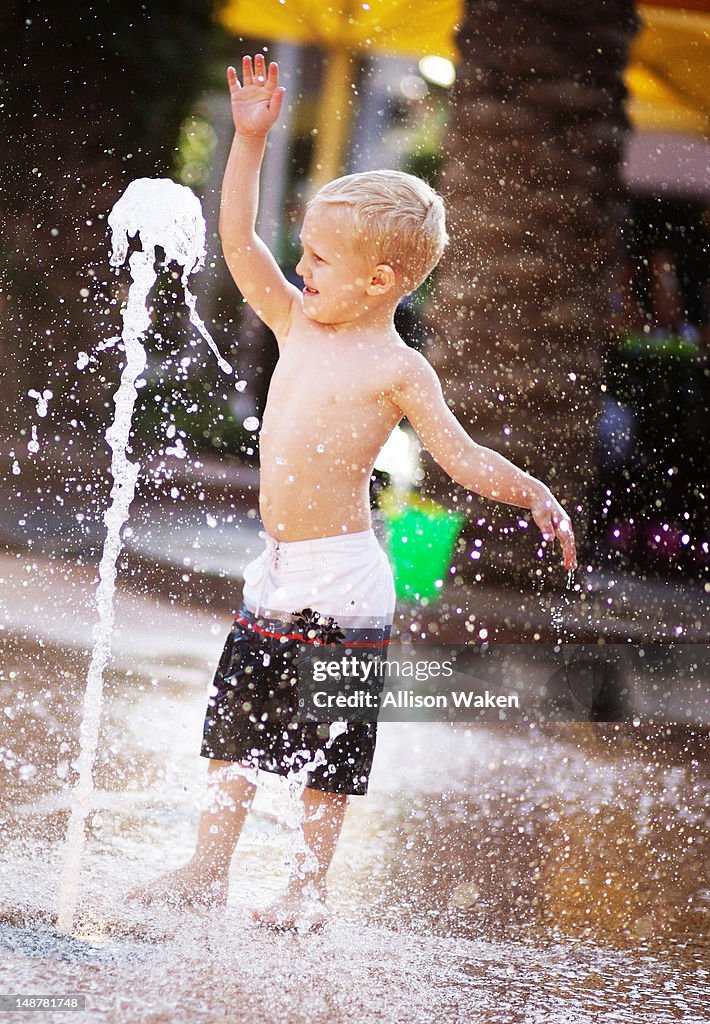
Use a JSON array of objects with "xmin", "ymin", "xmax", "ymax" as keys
[{"xmin": 305, "ymin": 169, "xmax": 449, "ymax": 295}]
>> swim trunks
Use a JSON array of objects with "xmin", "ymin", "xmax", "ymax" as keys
[{"xmin": 200, "ymin": 528, "xmax": 396, "ymax": 795}]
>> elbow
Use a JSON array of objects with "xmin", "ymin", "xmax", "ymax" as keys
[
  {"xmin": 218, "ymin": 215, "xmax": 234, "ymax": 243},
  {"xmin": 433, "ymin": 451, "xmax": 470, "ymax": 490},
  {"xmin": 218, "ymin": 209, "xmax": 243, "ymax": 242},
  {"xmin": 220, "ymin": 237, "xmax": 248, "ymax": 270}
]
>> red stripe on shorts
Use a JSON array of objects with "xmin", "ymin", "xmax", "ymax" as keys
[{"xmin": 233, "ymin": 613, "xmax": 390, "ymax": 648}]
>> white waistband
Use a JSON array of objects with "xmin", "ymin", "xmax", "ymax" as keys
[
  {"xmin": 246, "ymin": 527, "xmax": 393, "ymax": 619},
  {"xmin": 258, "ymin": 528, "xmax": 377, "ymax": 556}
]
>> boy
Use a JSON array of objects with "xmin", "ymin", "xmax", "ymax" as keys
[{"xmin": 128, "ymin": 54, "xmax": 576, "ymax": 931}]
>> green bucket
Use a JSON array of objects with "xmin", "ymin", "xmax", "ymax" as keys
[{"xmin": 381, "ymin": 490, "xmax": 465, "ymax": 604}]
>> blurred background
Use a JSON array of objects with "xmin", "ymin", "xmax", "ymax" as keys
[{"xmin": 0, "ymin": 0, "xmax": 708, "ymax": 613}]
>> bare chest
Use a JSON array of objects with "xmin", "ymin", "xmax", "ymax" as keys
[{"xmin": 260, "ymin": 336, "xmax": 400, "ymax": 457}]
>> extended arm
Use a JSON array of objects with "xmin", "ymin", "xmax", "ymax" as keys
[
  {"xmin": 219, "ymin": 55, "xmax": 300, "ymax": 339},
  {"xmin": 390, "ymin": 351, "xmax": 577, "ymax": 570}
]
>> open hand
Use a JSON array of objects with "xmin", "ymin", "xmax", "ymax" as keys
[
  {"xmin": 529, "ymin": 487, "xmax": 577, "ymax": 571},
  {"xmin": 227, "ymin": 54, "xmax": 285, "ymax": 138}
]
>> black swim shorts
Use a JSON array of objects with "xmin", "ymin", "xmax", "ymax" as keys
[{"xmin": 200, "ymin": 604, "xmax": 392, "ymax": 795}]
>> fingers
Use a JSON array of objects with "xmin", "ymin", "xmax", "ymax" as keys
[
  {"xmin": 558, "ymin": 535, "xmax": 577, "ymax": 571},
  {"xmin": 552, "ymin": 514, "xmax": 577, "ymax": 571},
  {"xmin": 535, "ymin": 505, "xmax": 577, "ymax": 570},
  {"xmin": 239, "ymin": 54, "xmax": 279, "ymax": 89},
  {"xmin": 269, "ymin": 87, "xmax": 286, "ymax": 118},
  {"xmin": 253, "ymin": 53, "xmax": 266, "ymax": 83}
]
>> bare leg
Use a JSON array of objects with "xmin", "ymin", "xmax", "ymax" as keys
[
  {"xmin": 127, "ymin": 759, "xmax": 256, "ymax": 908},
  {"xmin": 294, "ymin": 786, "xmax": 348, "ymax": 894},
  {"xmin": 253, "ymin": 787, "xmax": 348, "ymax": 932}
]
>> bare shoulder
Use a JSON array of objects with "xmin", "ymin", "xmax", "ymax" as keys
[{"xmin": 383, "ymin": 344, "xmax": 443, "ymax": 397}]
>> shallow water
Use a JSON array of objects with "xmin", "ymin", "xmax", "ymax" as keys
[{"xmin": 0, "ymin": 551, "xmax": 708, "ymax": 1021}]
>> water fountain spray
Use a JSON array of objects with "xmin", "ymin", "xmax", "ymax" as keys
[{"xmin": 57, "ymin": 178, "xmax": 237, "ymax": 934}]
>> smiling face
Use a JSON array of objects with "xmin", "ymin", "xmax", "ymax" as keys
[{"xmin": 295, "ymin": 204, "xmax": 396, "ymax": 327}]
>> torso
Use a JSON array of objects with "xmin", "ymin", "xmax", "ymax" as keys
[{"xmin": 258, "ymin": 299, "xmax": 407, "ymax": 541}]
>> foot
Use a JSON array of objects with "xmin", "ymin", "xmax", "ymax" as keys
[
  {"xmin": 252, "ymin": 881, "xmax": 329, "ymax": 934},
  {"xmin": 126, "ymin": 860, "xmax": 228, "ymax": 910}
]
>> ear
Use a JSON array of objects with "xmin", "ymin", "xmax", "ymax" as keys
[{"xmin": 369, "ymin": 263, "xmax": 397, "ymax": 294}]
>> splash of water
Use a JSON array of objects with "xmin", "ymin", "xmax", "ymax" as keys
[
  {"xmin": 28, "ymin": 388, "xmax": 52, "ymax": 418},
  {"xmin": 107, "ymin": 177, "xmax": 237, "ymax": 377},
  {"xmin": 26, "ymin": 389, "xmax": 52, "ymax": 457},
  {"xmin": 206, "ymin": 745, "xmax": 335, "ymax": 930},
  {"xmin": 56, "ymin": 178, "xmax": 238, "ymax": 935},
  {"xmin": 211, "ymin": 748, "xmax": 330, "ymax": 859}
]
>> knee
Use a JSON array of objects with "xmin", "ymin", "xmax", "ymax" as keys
[
  {"xmin": 208, "ymin": 758, "xmax": 252, "ymax": 773},
  {"xmin": 306, "ymin": 787, "xmax": 348, "ymax": 808}
]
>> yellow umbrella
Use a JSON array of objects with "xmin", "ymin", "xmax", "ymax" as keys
[
  {"xmin": 221, "ymin": 0, "xmax": 460, "ymax": 59},
  {"xmin": 220, "ymin": 0, "xmax": 710, "ymax": 187},
  {"xmin": 628, "ymin": 1, "xmax": 710, "ymax": 135},
  {"xmin": 220, "ymin": 0, "xmax": 461, "ymax": 189}
]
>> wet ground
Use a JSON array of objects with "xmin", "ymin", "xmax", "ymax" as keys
[{"xmin": 1, "ymin": 548, "xmax": 709, "ymax": 1022}]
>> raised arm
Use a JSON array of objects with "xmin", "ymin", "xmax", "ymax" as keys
[
  {"xmin": 220, "ymin": 54, "xmax": 300, "ymax": 341},
  {"xmin": 389, "ymin": 350, "xmax": 577, "ymax": 571}
]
